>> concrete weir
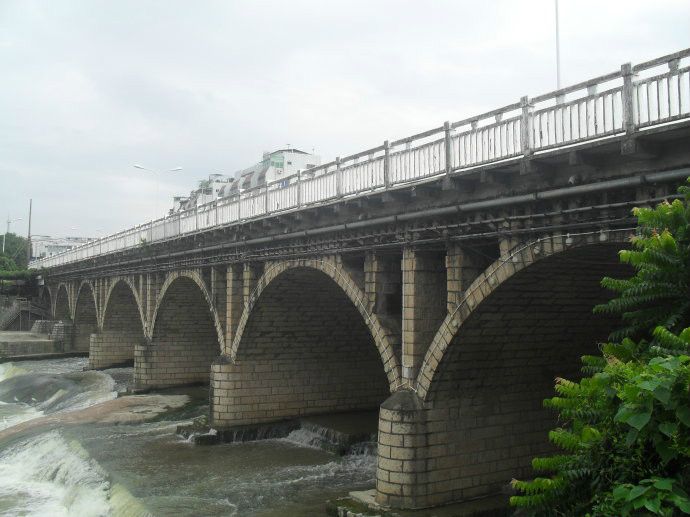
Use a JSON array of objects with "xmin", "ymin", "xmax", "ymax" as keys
[
  {"xmin": 0, "ymin": 320, "xmax": 84, "ymax": 361},
  {"xmin": 178, "ymin": 409, "xmax": 379, "ymax": 454}
]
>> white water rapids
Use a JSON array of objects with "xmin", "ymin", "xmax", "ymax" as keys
[{"xmin": 0, "ymin": 358, "xmax": 376, "ymax": 516}]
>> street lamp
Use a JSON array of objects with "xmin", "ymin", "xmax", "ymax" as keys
[
  {"xmin": 134, "ymin": 165, "xmax": 183, "ymax": 219},
  {"xmin": 2, "ymin": 216, "xmax": 23, "ymax": 254}
]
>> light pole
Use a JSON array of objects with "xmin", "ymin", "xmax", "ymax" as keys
[
  {"xmin": 555, "ymin": 0, "xmax": 562, "ymax": 89},
  {"xmin": 2, "ymin": 216, "xmax": 23, "ymax": 254},
  {"xmin": 134, "ymin": 165, "xmax": 183, "ymax": 220}
]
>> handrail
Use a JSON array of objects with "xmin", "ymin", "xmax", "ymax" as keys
[{"xmin": 30, "ymin": 48, "xmax": 690, "ymax": 270}]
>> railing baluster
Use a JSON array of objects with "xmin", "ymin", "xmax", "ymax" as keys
[
  {"xmin": 621, "ymin": 62, "xmax": 635, "ymax": 133},
  {"xmin": 520, "ymin": 96, "xmax": 532, "ymax": 156}
]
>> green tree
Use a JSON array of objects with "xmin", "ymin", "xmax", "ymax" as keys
[
  {"xmin": 1, "ymin": 232, "xmax": 29, "ymax": 270},
  {"xmin": 0, "ymin": 255, "xmax": 18, "ymax": 271},
  {"xmin": 510, "ymin": 179, "xmax": 690, "ymax": 516}
]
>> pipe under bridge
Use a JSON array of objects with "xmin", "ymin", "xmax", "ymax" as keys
[{"xmin": 34, "ymin": 49, "xmax": 690, "ymax": 510}]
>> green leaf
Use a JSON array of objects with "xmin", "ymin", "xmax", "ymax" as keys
[
  {"xmin": 677, "ymin": 406, "xmax": 690, "ymax": 427},
  {"xmin": 627, "ymin": 484, "xmax": 651, "ymax": 501},
  {"xmin": 653, "ymin": 478, "xmax": 674, "ymax": 491},
  {"xmin": 625, "ymin": 428, "xmax": 639, "ymax": 447},
  {"xmin": 627, "ymin": 411, "xmax": 652, "ymax": 431},
  {"xmin": 615, "ymin": 406, "xmax": 635, "ymax": 423},
  {"xmin": 652, "ymin": 387, "xmax": 672, "ymax": 405},
  {"xmin": 658, "ymin": 421, "xmax": 678, "ymax": 437},
  {"xmin": 613, "ymin": 485, "xmax": 630, "ymax": 501},
  {"xmin": 644, "ymin": 497, "xmax": 662, "ymax": 513}
]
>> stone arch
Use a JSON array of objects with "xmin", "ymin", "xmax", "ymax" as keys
[
  {"xmin": 101, "ymin": 277, "xmax": 145, "ymax": 332},
  {"xmin": 417, "ymin": 230, "xmax": 631, "ymax": 398},
  {"xmin": 231, "ymin": 259, "xmax": 401, "ymax": 388},
  {"xmin": 40, "ymin": 285, "xmax": 52, "ymax": 315},
  {"xmin": 396, "ymin": 231, "xmax": 632, "ymax": 507},
  {"xmin": 53, "ymin": 283, "xmax": 71, "ymax": 321},
  {"xmin": 150, "ymin": 270, "xmax": 224, "ymax": 348},
  {"xmin": 90, "ymin": 278, "xmax": 145, "ymax": 369},
  {"xmin": 72, "ymin": 281, "xmax": 98, "ymax": 352},
  {"xmin": 214, "ymin": 258, "xmax": 400, "ymax": 427},
  {"xmin": 135, "ymin": 271, "xmax": 222, "ymax": 389}
]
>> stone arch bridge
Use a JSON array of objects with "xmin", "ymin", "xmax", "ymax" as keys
[{"xmin": 34, "ymin": 50, "xmax": 690, "ymax": 510}]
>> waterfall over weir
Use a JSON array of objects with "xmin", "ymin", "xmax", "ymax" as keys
[{"xmin": 0, "ymin": 357, "xmax": 378, "ymax": 516}]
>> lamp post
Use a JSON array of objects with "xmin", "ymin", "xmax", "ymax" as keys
[
  {"xmin": 2, "ymin": 216, "xmax": 23, "ymax": 254},
  {"xmin": 555, "ymin": 0, "xmax": 561, "ymax": 89},
  {"xmin": 134, "ymin": 165, "xmax": 183, "ymax": 220}
]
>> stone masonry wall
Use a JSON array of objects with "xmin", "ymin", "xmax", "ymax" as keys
[
  {"xmin": 90, "ymin": 282, "xmax": 143, "ymax": 369},
  {"xmin": 212, "ymin": 268, "xmax": 390, "ymax": 427},
  {"xmin": 72, "ymin": 286, "xmax": 97, "ymax": 352},
  {"xmin": 134, "ymin": 276, "xmax": 219, "ymax": 389},
  {"xmin": 377, "ymin": 245, "xmax": 626, "ymax": 508}
]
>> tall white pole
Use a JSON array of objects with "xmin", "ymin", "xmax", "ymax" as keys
[{"xmin": 555, "ymin": 0, "xmax": 562, "ymax": 89}]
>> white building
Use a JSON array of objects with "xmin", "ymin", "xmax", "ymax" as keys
[
  {"xmin": 31, "ymin": 236, "xmax": 93, "ymax": 260},
  {"xmin": 169, "ymin": 149, "xmax": 321, "ymax": 213},
  {"xmin": 236, "ymin": 148, "xmax": 321, "ymax": 191},
  {"xmin": 170, "ymin": 174, "xmax": 234, "ymax": 213}
]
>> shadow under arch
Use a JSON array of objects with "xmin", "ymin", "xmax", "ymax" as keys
[
  {"xmin": 53, "ymin": 283, "xmax": 71, "ymax": 321},
  {"xmin": 90, "ymin": 278, "xmax": 146, "ymax": 369},
  {"xmin": 40, "ymin": 286, "xmax": 52, "ymax": 316},
  {"xmin": 409, "ymin": 231, "xmax": 632, "ymax": 506},
  {"xmin": 230, "ymin": 259, "xmax": 401, "ymax": 388},
  {"xmin": 135, "ymin": 271, "xmax": 222, "ymax": 390},
  {"xmin": 215, "ymin": 259, "xmax": 399, "ymax": 427},
  {"xmin": 72, "ymin": 281, "xmax": 98, "ymax": 353}
]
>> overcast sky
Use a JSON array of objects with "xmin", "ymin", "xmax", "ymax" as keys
[{"xmin": 1, "ymin": 0, "xmax": 688, "ymax": 238}]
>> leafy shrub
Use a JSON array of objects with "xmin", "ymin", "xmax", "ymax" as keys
[{"xmin": 510, "ymin": 179, "xmax": 690, "ymax": 516}]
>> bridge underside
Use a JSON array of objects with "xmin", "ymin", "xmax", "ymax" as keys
[
  {"xmin": 212, "ymin": 267, "xmax": 391, "ymax": 426},
  {"xmin": 375, "ymin": 244, "xmax": 627, "ymax": 508},
  {"xmin": 135, "ymin": 276, "xmax": 219, "ymax": 390},
  {"xmin": 90, "ymin": 281, "xmax": 142, "ymax": 369}
]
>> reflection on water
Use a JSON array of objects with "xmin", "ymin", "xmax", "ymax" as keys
[{"xmin": 0, "ymin": 358, "xmax": 376, "ymax": 516}]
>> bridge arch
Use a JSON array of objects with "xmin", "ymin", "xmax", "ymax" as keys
[
  {"xmin": 101, "ymin": 277, "xmax": 145, "ymax": 332},
  {"xmin": 89, "ymin": 278, "xmax": 145, "ymax": 369},
  {"xmin": 135, "ymin": 270, "xmax": 223, "ymax": 389},
  {"xmin": 383, "ymin": 231, "xmax": 632, "ymax": 508},
  {"xmin": 214, "ymin": 258, "xmax": 400, "ymax": 427},
  {"xmin": 40, "ymin": 286, "xmax": 52, "ymax": 317},
  {"xmin": 53, "ymin": 283, "xmax": 71, "ymax": 321},
  {"xmin": 72, "ymin": 281, "xmax": 98, "ymax": 353}
]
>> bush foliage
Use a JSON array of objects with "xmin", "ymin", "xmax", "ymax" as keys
[{"xmin": 510, "ymin": 180, "xmax": 690, "ymax": 516}]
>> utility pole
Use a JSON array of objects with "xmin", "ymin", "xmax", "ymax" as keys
[
  {"xmin": 26, "ymin": 199, "xmax": 32, "ymax": 265},
  {"xmin": 555, "ymin": 0, "xmax": 562, "ymax": 89}
]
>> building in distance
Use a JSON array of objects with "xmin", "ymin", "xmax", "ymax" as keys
[{"xmin": 170, "ymin": 148, "xmax": 320, "ymax": 214}]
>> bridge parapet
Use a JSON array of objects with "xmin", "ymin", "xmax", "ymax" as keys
[{"xmin": 30, "ymin": 48, "xmax": 690, "ymax": 270}]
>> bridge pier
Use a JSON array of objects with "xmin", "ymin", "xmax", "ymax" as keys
[
  {"xmin": 134, "ymin": 274, "xmax": 219, "ymax": 390},
  {"xmin": 89, "ymin": 331, "xmax": 139, "ymax": 369},
  {"xmin": 401, "ymin": 248, "xmax": 448, "ymax": 383}
]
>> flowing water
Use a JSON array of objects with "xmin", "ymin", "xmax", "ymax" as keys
[{"xmin": 0, "ymin": 358, "xmax": 377, "ymax": 516}]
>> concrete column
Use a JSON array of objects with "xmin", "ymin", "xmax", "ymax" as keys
[
  {"xmin": 144, "ymin": 272, "xmax": 164, "ymax": 334},
  {"xmin": 401, "ymin": 248, "xmax": 446, "ymax": 383},
  {"xmin": 224, "ymin": 264, "xmax": 243, "ymax": 353},
  {"xmin": 364, "ymin": 251, "xmax": 402, "ymax": 316},
  {"xmin": 376, "ymin": 390, "xmax": 428, "ymax": 509},
  {"xmin": 242, "ymin": 262, "xmax": 262, "ymax": 308},
  {"xmin": 446, "ymin": 243, "xmax": 483, "ymax": 313}
]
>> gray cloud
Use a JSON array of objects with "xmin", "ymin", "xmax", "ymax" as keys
[{"xmin": 1, "ymin": 0, "xmax": 688, "ymax": 237}]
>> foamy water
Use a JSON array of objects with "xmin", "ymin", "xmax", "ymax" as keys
[{"xmin": 0, "ymin": 358, "xmax": 377, "ymax": 516}]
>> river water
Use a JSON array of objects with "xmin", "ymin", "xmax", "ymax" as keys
[{"xmin": 0, "ymin": 358, "xmax": 377, "ymax": 516}]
